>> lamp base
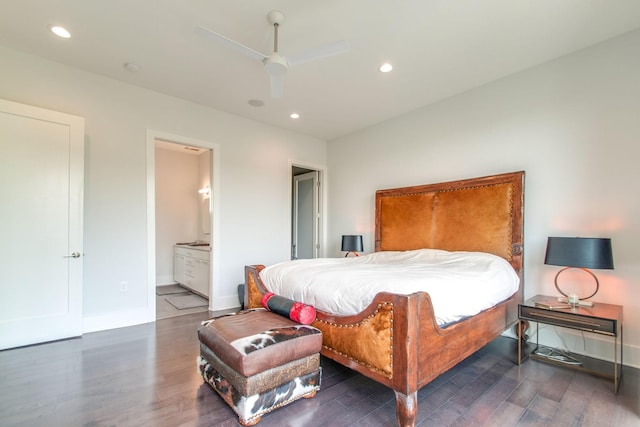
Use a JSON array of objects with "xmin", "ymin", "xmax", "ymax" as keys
[
  {"xmin": 556, "ymin": 297, "xmax": 594, "ymax": 307},
  {"xmin": 554, "ymin": 267, "xmax": 599, "ymax": 308}
]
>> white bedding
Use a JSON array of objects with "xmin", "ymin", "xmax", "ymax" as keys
[{"xmin": 259, "ymin": 249, "xmax": 520, "ymax": 326}]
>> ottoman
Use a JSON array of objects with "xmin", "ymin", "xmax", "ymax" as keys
[{"xmin": 197, "ymin": 309, "xmax": 322, "ymax": 426}]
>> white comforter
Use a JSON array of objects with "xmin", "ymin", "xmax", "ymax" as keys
[{"xmin": 259, "ymin": 249, "xmax": 519, "ymax": 326}]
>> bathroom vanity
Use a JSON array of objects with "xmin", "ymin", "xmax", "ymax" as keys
[{"xmin": 174, "ymin": 244, "xmax": 210, "ymax": 297}]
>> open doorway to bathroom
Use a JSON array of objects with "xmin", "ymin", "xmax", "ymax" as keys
[
  {"xmin": 292, "ymin": 165, "xmax": 322, "ymax": 260},
  {"xmin": 155, "ymin": 139, "xmax": 212, "ymax": 319},
  {"xmin": 146, "ymin": 130, "xmax": 219, "ymax": 322}
]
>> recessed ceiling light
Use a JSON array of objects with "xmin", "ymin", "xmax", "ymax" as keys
[
  {"xmin": 248, "ymin": 99, "xmax": 264, "ymax": 107},
  {"xmin": 290, "ymin": 113, "xmax": 300, "ymax": 119},
  {"xmin": 50, "ymin": 25, "xmax": 71, "ymax": 39},
  {"xmin": 379, "ymin": 63, "xmax": 393, "ymax": 73}
]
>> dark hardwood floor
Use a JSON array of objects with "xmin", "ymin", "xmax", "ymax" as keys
[{"xmin": 1, "ymin": 311, "xmax": 638, "ymax": 427}]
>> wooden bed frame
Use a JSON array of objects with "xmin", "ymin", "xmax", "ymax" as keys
[{"xmin": 244, "ymin": 171, "xmax": 524, "ymax": 426}]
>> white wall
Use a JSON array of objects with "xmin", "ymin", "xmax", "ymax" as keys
[
  {"xmin": 0, "ymin": 46, "xmax": 327, "ymax": 331},
  {"xmin": 328, "ymin": 30, "xmax": 640, "ymax": 367},
  {"xmin": 155, "ymin": 147, "xmax": 200, "ymax": 285}
]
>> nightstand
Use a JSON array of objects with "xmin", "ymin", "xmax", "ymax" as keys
[{"xmin": 518, "ymin": 295, "xmax": 623, "ymax": 392}]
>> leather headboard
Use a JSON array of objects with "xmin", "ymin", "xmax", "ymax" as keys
[{"xmin": 375, "ymin": 171, "xmax": 524, "ymax": 272}]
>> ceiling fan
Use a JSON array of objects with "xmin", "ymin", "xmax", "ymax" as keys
[{"xmin": 195, "ymin": 10, "xmax": 349, "ymax": 98}]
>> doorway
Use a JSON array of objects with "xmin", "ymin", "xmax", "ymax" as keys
[
  {"xmin": 292, "ymin": 166, "xmax": 322, "ymax": 260},
  {"xmin": 146, "ymin": 130, "xmax": 219, "ymax": 321}
]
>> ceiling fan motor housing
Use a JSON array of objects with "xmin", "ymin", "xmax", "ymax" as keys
[{"xmin": 264, "ymin": 53, "xmax": 288, "ymax": 75}]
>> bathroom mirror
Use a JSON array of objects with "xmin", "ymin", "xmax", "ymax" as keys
[{"xmin": 201, "ymin": 196, "xmax": 211, "ymax": 235}]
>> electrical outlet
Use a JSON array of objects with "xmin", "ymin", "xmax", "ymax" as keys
[{"xmin": 120, "ymin": 281, "xmax": 128, "ymax": 292}]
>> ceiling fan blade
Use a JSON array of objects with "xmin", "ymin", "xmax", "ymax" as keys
[
  {"xmin": 287, "ymin": 40, "xmax": 349, "ymax": 66},
  {"xmin": 195, "ymin": 25, "xmax": 267, "ymax": 62},
  {"xmin": 269, "ymin": 72, "xmax": 285, "ymax": 99}
]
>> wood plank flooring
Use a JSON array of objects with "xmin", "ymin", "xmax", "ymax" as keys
[{"xmin": 1, "ymin": 311, "xmax": 638, "ymax": 427}]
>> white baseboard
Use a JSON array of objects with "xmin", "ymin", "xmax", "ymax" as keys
[
  {"xmin": 155, "ymin": 275, "xmax": 175, "ymax": 286},
  {"xmin": 210, "ymin": 294, "xmax": 242, "ymax": 312},
  {"xmin": 82, "ymin": 294, "xmax": 240, "ymax": 335},
  {"xmin": 83, "ymin": 307, "xmax": 154, "ymax": 334}
]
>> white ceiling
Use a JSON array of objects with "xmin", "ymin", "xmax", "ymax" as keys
[{"xmin": 2, "ymin": 1, "xmax": 640, "ymax": 140}]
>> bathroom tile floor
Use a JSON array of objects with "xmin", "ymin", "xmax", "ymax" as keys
[{"xmin": 156, "ymin": 284, "xmax": 210, "ymax": 320}]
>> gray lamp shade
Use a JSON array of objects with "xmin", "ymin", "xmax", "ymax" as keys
[
  {"xmin": 341, "ymin": 235, "xmax": 363, "ymax": 252},
  {"xmin": 544, "ymin": 237, "xmax": 614, "ymax": 270}
]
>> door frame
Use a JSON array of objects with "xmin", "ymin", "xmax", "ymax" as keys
[
  {"xmin": 292, "ymin": 171, "xmax": 319, "ymax": 259},
  {"xmin": 146, "ymin": 130, "xmax": 220, "ymax": 320},
  {"xmin": 289, "ymin": 160, "xmax": 327, "ymax": 259}
]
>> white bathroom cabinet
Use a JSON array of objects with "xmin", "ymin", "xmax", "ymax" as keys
[{"xmin": 173, "ymin": 245, "xmax": 210, "ymax": 297}]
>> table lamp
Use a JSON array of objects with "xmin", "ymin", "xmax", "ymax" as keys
[
  {"xmin": 341, "ymin": 235, "xmax": 363, "ymax": 257},
  {"xmin": 544, "ymin": 237, "xmax": 614, "ymax": 307}
]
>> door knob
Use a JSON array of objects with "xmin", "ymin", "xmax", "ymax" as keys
[{"xmin": 64, "ymin": 252, "xmax": 81, "ymax": 258}]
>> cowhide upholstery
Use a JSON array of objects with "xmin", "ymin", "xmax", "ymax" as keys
[
  {"xmin": 198, "ymin": 356, "xmax": 321, "ymax": 425},
  {"xmin": 197, "ymin": 309, "xmax": 322, "ymax": 425}
]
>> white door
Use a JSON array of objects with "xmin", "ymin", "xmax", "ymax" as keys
[
  {"xmin": 0, "ymin": 99, "xmax": 84, "ymax": 350},
  {"xmin": 292, "ymin": 171, "xmax": 319, "ymax": 259}
]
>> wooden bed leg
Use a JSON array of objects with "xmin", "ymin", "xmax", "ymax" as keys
[{"xmin": 394, "ymin": 390, "xmax": 417, "ymax": 427}]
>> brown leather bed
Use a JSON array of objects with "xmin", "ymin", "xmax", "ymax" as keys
[{"xmin": 244, "ymin": 171, "xmax": 524, "ymax": 426}]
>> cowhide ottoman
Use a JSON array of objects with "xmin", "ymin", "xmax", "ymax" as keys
[{"xmin": 197, "ymin": 308, "xmax": 322, "ymax": 426}]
